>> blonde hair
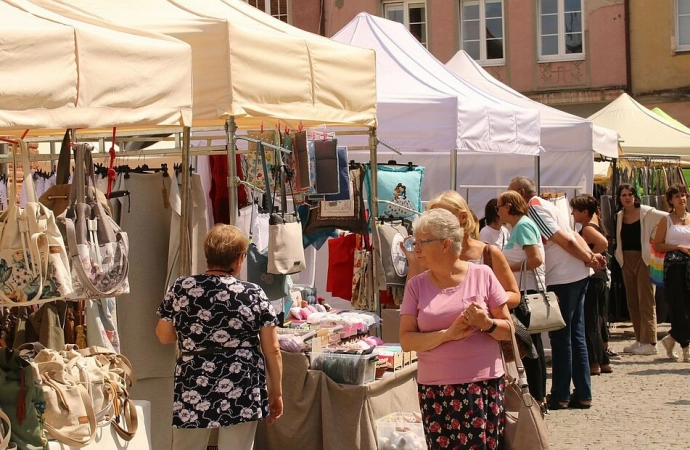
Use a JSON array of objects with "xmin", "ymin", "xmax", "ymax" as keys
[
  {"xmin": 413, "ymin": 208, "xmax": 464, "ymax": 253},
  {"xmin": 427, "ymin": 191, "xmax": 479, "ymax": 239},
  {"xmin": 204, "ymin": 225, "xmax": 249, "ymax": 269},
  {"xmin": 498, "ymin": 191, "xmax": 528, "ymax": 216}
]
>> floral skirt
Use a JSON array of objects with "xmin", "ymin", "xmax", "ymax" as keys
[{"xmin": 418, "ymin": 377, "xmax": 505, "ymax": 450}]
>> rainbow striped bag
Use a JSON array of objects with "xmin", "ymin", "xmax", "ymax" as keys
[{"xmin": 649, "ymin": 241, "xmax": 665, "ymax": 287}]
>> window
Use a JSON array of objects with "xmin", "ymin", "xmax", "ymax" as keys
[
  {"xmin": 243, "ymin": 0, "xmax": 289, "ymax": 23},
  {"xmin": 460, "ymin": 0, "xmax": 504, "ymax": 64},
  {"xmin": 538, "ymin": 0, "xmax": 583, "ymax": 60},
  {"xmin": 678, "ymin": 0, "xmax": 690, "ymax": 50},
  {"xmin": 383, "ymin": 1, "xmax": 428, "ymax": 47}
]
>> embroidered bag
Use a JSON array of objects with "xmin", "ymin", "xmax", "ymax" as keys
[
  {"xmin": 0, "ymin": 140, "xmax": 73, "ymax": 306},
  {"xmin": 58, "ymin": 144, "xmax": 130, "ymax": 297},
  {"xmin": 364, "ymin": 163, "xmax": 425, "ymax": 219}
]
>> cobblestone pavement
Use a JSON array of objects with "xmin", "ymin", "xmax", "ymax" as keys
[{"xmin": 545, "ymin": 322, "xmax": 690, "ymax": 449}]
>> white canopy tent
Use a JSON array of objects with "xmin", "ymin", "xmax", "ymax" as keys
[
  {"xmin": 332, "ymin": 13, "xmax": 540, "ymax": 155},
  {"xmin": 32, "ymin": 0, "xmax": 378, "ymax": 225},
  {"xmin": 445, "ymin": 50, "xmax": 621, "ymax": 214},
  {"xmin": 331, "ymin": 13, "xmax": 541, "ymax": 214},
  {"xmin": 33, "ymin": 0, "xmax": 377, "ymax": 130},
  {"xmin": 589, "ymin": 93, "xmax": 690, "ymax": 161},
  {"xmin": 0, "ymin": 0, "xmax": 193, "ymax": 136}
]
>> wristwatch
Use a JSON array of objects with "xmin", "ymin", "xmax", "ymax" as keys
[{"xmin": 483, "ymin": 320, "xmax": 498, "ymax": 334}]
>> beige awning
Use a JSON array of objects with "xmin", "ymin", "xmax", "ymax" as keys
[
  {"xmin": 34, "ymin": 0, "xmax": 377, "ymax": 129},
  {"xmin": 589, "ymin": 93, "xmax": 690, "ymax": 160},
  {"xmin": 0, "ymin": 0, "xmax": 193, "ymax": 137}
]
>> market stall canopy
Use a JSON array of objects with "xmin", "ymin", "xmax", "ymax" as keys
[
  {"xmin": 332, "ymin": 13, "xmax": 541, "ymax": 154},
  {"xmin": 589, "ymin": 93, "xmax": 690, "ymax": 160},
  {"xmin": 651, "ymin": 107, "xmax": 690, "ymax": 132},
  {"xmin": 32, "ymin": 0, "xmax": 377, "ymax": 129},
  {"xmin": 446, "ymin": 50, "xmax": 619, "ymax": 159},
  {"xmin": 0, "ymin": 0, "xmax": 193, "ymax": 137}
]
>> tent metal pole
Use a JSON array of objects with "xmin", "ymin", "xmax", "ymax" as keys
[
  {"xmin": 179, "ymin": 127, "xmax": 192, "ymax": 277},
  {"xmin": 225, "ymin": 117, "xmax": 239, "ymax": 226},
  {"xmin": 535, "ymin": 155, "xmax": 541, "ymax": 193},
  {"xmin": 369, "ymin": 127, "xmax": 382, "ymax": 337},
  {"xmin": 451, "ymin": 149, "xmax": 458, "ymax": 191}
]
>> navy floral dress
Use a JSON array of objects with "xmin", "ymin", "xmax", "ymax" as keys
[{"xmin": 157, "ymin": 274, "xmax": 278, "ymax": 428}]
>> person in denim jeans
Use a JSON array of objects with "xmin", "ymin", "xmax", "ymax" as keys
[{"xmin": 509, "ymin": 177, "xmax": 605, "ymax": 410}]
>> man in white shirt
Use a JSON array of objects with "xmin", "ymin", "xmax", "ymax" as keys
[{"xmin": 509, "ymin": 176, "xmax": 604, "ymax": 410}]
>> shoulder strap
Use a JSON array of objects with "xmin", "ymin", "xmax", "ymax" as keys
[
  {"xmin": 582, "ymin": 223, "xmax": 603, "ymax": 234},
  {"xmin": 482, "ymin": 243, "xmax": 493, "ymax": 269}
]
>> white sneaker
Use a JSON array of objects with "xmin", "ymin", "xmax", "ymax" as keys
[
  {"xmin": 623, "ymin": 341, "xmax": 642, "ymax": 353},
  {"xmin": 631, "ymin": 343, "xmax": 658, "ymax": 355},
  {"xmin": 683, "ymin": 347, "xmax": 690, "ymax": 363},
  {"xmin": 661, "ymin": 334, "xmax": 678, "ymax": 360}
]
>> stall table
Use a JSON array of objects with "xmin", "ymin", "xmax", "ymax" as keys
[{"xmin": 256, "ymin": 351, "xmax": 420, "ymax": 450}]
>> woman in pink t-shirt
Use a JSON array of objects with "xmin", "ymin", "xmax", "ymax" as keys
[{"xmin": 400, "ymin": 209, "xmax": 513, "ymax": 450}]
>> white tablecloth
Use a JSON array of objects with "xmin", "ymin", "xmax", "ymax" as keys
[{"xmin": 49, "ymin": 400, "xmax": 151, "ymax": 450}]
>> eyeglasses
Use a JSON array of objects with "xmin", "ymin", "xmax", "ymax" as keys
[
  {"xmin": 403, "ymin": 237, "xmax": 445, "ymax": 252},
  {"xmin": 494, "ymin": 203, "xmax": 505, "ymax": 213}
]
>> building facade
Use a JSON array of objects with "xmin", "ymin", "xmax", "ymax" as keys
[
  {"xmin": 247, "ymin": 0, "xmax": 688, "ymax": 125},
  {"xmin": 629, "ymin": 0, "xmax": 690, "ymax": 125}
]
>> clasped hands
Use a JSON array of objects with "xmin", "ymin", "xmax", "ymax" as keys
[
  {"xmin": 585, "ymin": 254, "xmax": 607, "ymax": 270},
  {"xmin": 446, "ymin": 302, "xmax": 492, "ymax": 341}
]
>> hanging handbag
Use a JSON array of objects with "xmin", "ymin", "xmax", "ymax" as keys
[
  {"xmin": 57, "ymin": 143, "xmax": 130, "ymax": 297},
  {"xmin": 519, "ymin": 263, "xmax": 566, "ymax": 334},
  {"xmin": 38, "ymin": 130, "xmax": 111, "ymax": 217},
  {"xmin": 373, "ymin": 221, "xmax": 412, "ymax": 286},
  {"xmin": 502, "ymin": 322, "xmax": 550, "ymax": 450},
  {"xmin": 266, "ymin": 145, "xmax": 306, "ymax": 275},
  {"xmin": 303, "ymin": 164, "xmax": 369, "ymax": 236},
  {"xmin": 33, "ymin": 348, "xmax": 98, "ymax": 447},
  {"xmin": 0, "ymin": 346, "xmax": 49, "ymax": 450},
  {"xmin": 0, "ymin": 140, "xmax": 73, "ymax": 306},
  {"xmin": 245, "ymin": 150, "xmax": 290, "ymax": 300}
]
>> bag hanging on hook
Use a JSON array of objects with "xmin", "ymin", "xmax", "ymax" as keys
[
  {"xmin": 0, "ymin": 140, "xmax": 73, "ymax": 306},
  {"xmin": 266, "ymin": 148, "xmax": 306, "ymax": 275},
  {"xmin": 57, "ymin": 143, "xmax": 130, "ymax": 298}
]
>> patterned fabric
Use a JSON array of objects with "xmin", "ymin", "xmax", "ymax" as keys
[
  {"xmin": 418, "ymin": 378, "xmax": 505, "ymax": 450},
  {"xmin": 243, "ymin": 131, "xmax": 278, "ymax": 193},
  {"xmin": 157, "ymin": 274, "xmax": 278, "ymax": 428}
]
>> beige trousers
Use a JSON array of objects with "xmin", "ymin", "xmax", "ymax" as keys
[
  {"xmin": 171, "ymin": 421, "xmax": 257, "ymax": 450},
  {"xmin": 622, "ymin": 251, "xmax": 657, "ymax": 344}
]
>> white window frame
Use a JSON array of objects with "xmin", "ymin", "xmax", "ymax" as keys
[
  {"xmin": 677, "ymin": 0, "xmax": 690, "ymax": 51},
  {"xmin": 459, "ymin": 0, "xmax": 505, "ymax": 66},
  {"xmin": 537, "ymin": 0, "xmax": 585, "ymax": 62},
  {"xmin": 243, "ymin": 0, "xmax": 290, "ymax": 23},
  {"xmin": 383, "ymin": 1, "xmax": 428, "ymax": 48}
]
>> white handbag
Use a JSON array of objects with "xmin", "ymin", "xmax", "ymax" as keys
[
  {"xmin": 263, "ymin": 145, "xmax": 305, "ymax": 275},
  {"xmin": 0, "ymin": 140, "xmax": 73, "ymax": 306}
]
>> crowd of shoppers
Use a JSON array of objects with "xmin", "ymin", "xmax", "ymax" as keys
[{"xmin": 152, "ymin": 176, "xmax": 688, "ymax": 450}]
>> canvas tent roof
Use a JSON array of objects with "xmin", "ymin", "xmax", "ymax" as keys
[
  {"xmin": 331, "ymin": 13, "xmax": 541, "ymax": 155},
  {"xmin": 32, "ymin": 0, "xmax": 377, "ymax": 129},
  {"xmin": 0, "ymin": 0, "xmax": 193, "ymax": 137},
  {"xmin": 441, "ymin": 50, "xmax": 622, "ymax": 214},
  {"xmin": 446, "ymin": 50, "xmax": 619, "ymax": 159},
  {"xmin": 652, "ymin": 107, "xmax": 690, "ymax": 132},
  {"xmin": 589, "ymin": 93, "xmax": 690, "ymax": 160}
]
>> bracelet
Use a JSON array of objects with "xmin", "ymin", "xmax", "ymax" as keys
[{"xmin": 483, "ymin": 320, "xmax": 497, "ymax": 334}]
